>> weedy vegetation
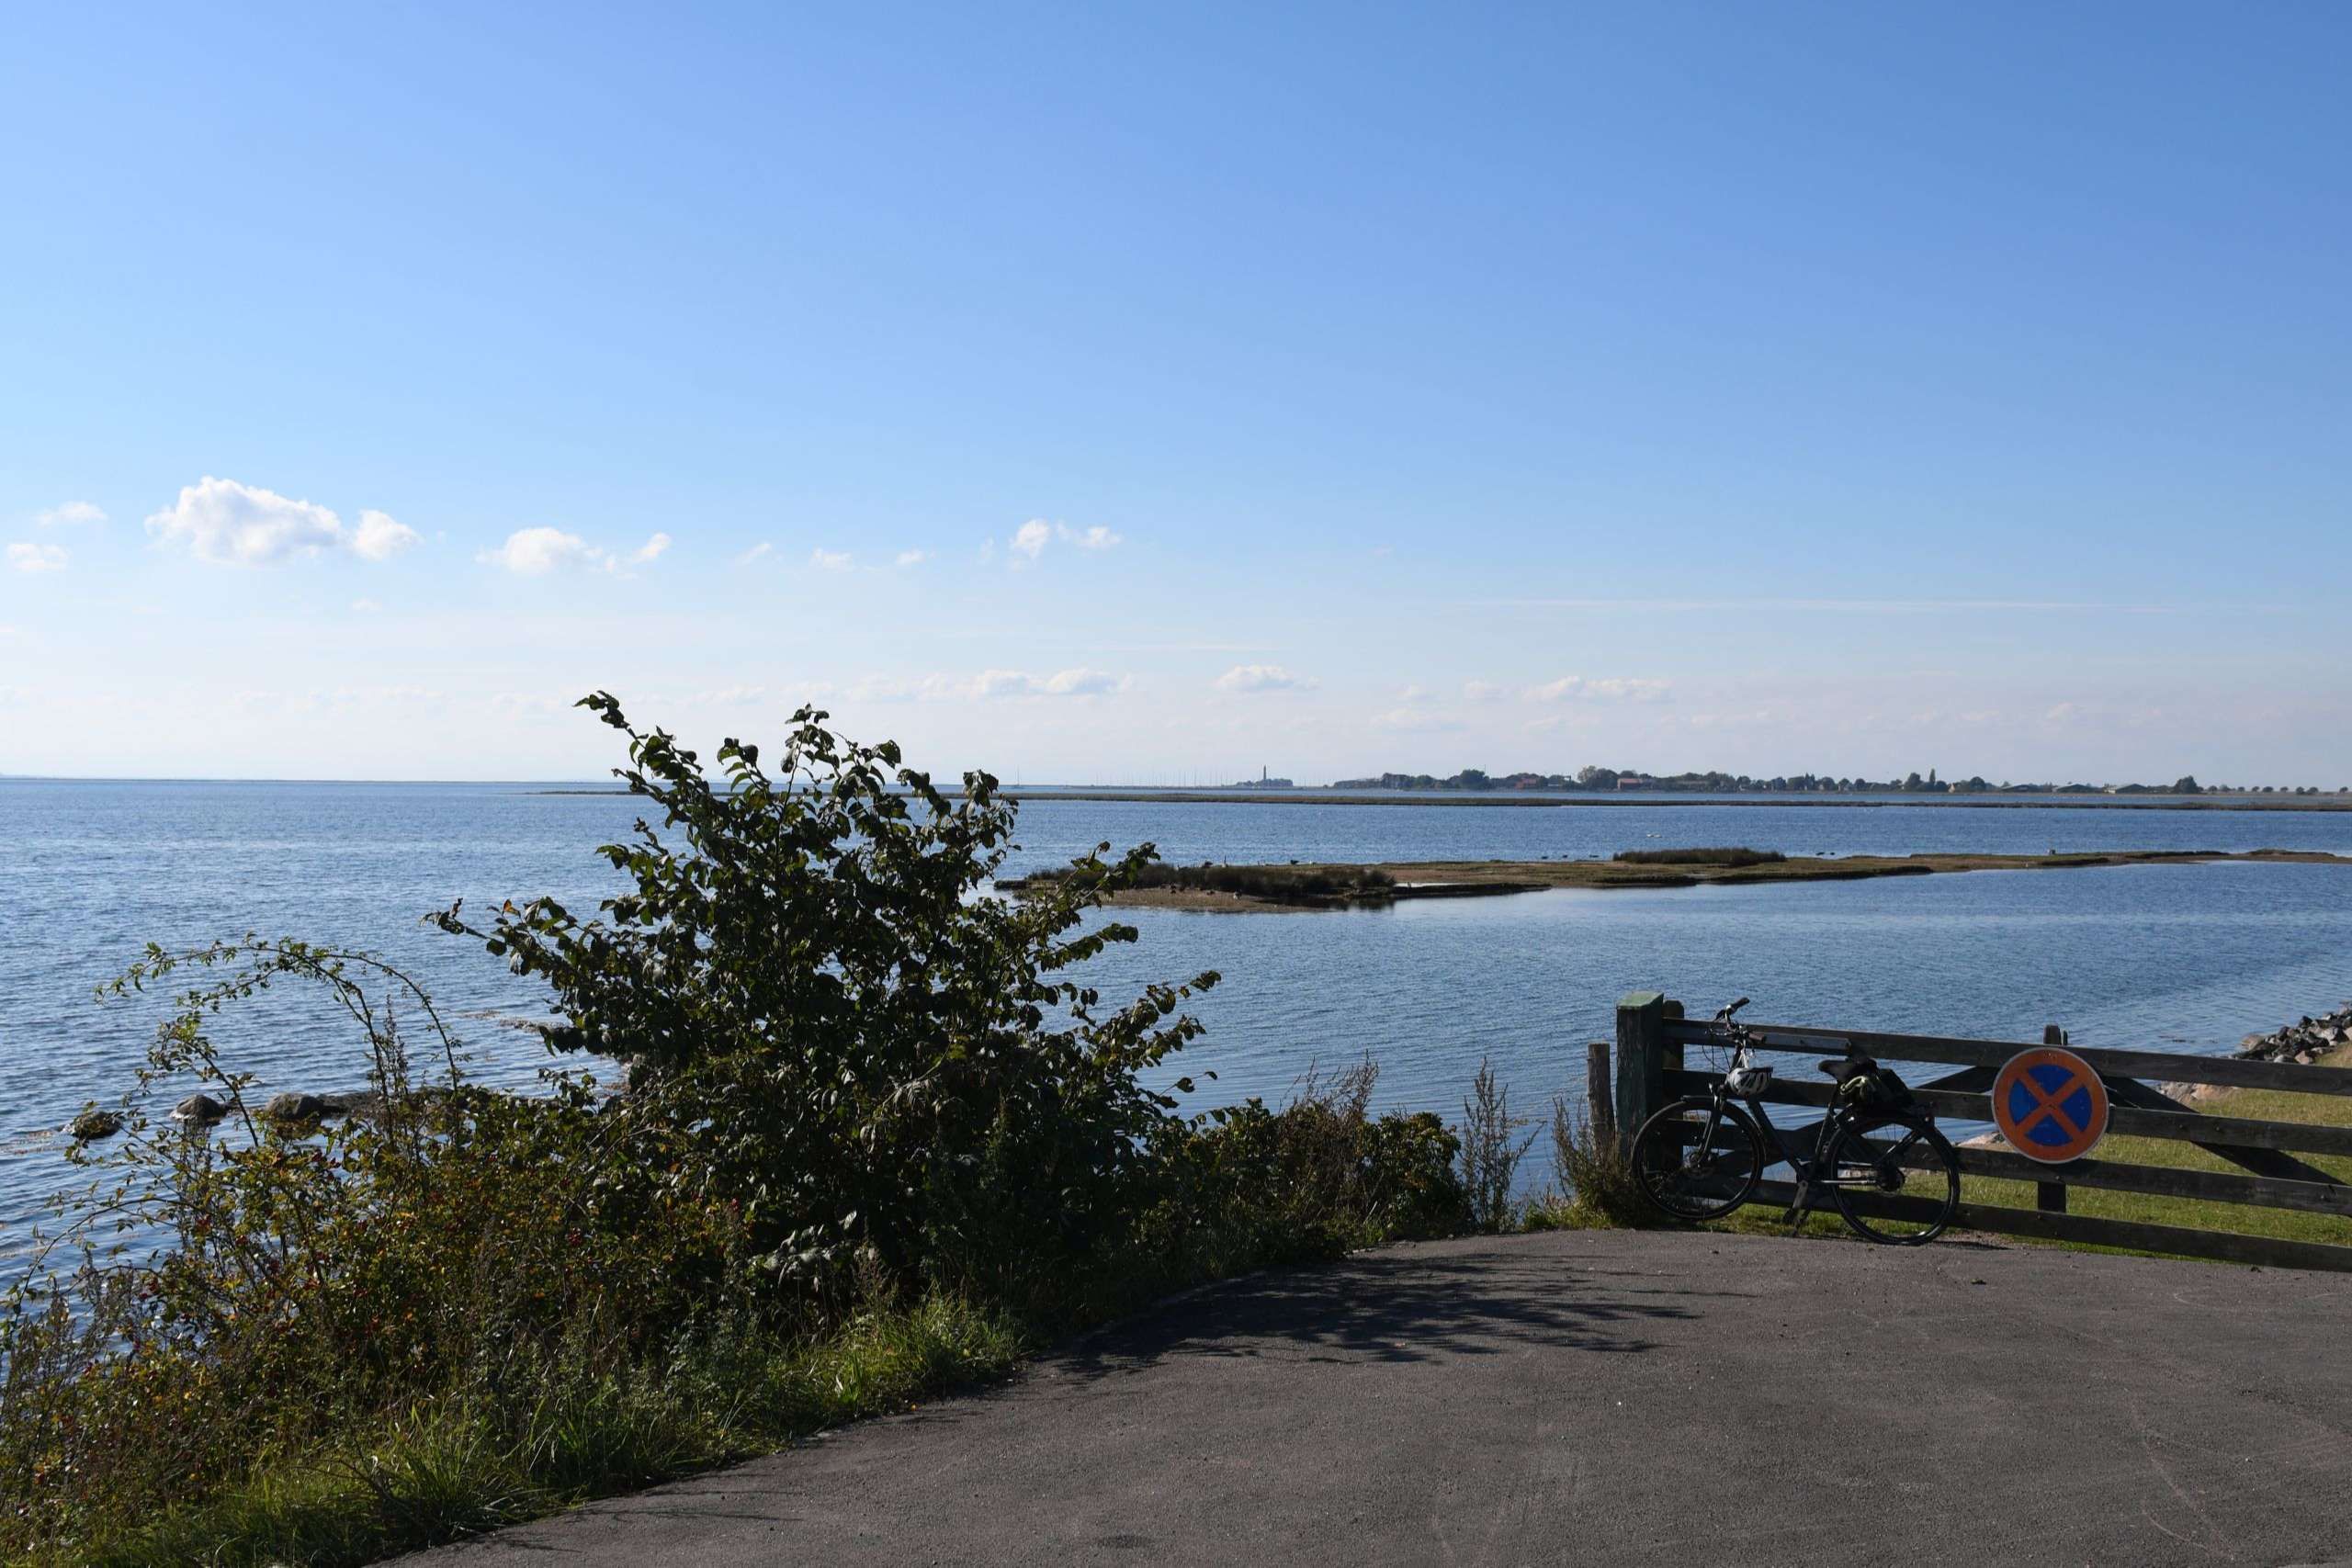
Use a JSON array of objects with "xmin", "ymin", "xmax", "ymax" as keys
[
  {"xmin": 1457, "ymin": 1058, "xmax": 1536, "ymax": 1233},
  {"xmin": 1, "ymin": 695, "xmax": 1484, "ymax": 1566},
  {"xmin": 1526, "ymin": 1094, "xmax": 1653, "ymax": 1231}
]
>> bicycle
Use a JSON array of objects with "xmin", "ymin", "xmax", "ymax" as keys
[{"xmin": 1628, "ymin": 998, "xmax": 1962, "ymax": 1244}]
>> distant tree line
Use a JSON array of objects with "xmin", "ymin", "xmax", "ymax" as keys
[{"xmin": 1327, "ymin": 769, "xmax": 2339, "ymax": 796}]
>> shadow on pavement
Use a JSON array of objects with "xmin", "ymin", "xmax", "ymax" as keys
[{"xmin": 1050, "ymin": 1239, "xmax": 1754, "ymax": 1382}]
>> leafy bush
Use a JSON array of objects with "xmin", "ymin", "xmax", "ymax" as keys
[
  {"xmin": 1611, "ymin": 846, "xmax": 1787, "ymax": 868},
  {"xmin": 432, "ymin": 693, "xmax": 1220, "ymax": 1311},
  {"xmin": 1, "ymin": 696, "xmax": 1490, "ymax": 1563},
  {"xmin": 1146, "ymin": 1057, "xmax": 1466, "ymax": 1275}
]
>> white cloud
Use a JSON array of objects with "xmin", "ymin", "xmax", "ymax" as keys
[
  {"xmin": 1040, "ymin": 668, "xmax": 1126, "ymax": 695},
  {"xmin": 1589, "ymin": 678, "xmax": 1671, "ymax": 701},
  {"xmin": 1216, "ymin": 664, "xmax": 1315, "ymax": 694},
  {"xmin": 351, "ymin": 509, "xmax": 422, "ymax": 561},
  {"xmin": 476, "ymin": 527, "xmax": 670, "ymax": 577},
  {"xmin": 1062, "ymin": 524, "xmax": 1121, "ymax": 551},
  {"xmin": 350, "ymin": 597, "xmax": 383, "ymax": 614},
  {"xmin": 147, "ymin": 477, "xmax": 349, "ymax": 565},
  {"xmin": 1005, "ymin": 519, "xmax": 1125, "ymax": 564},
  {"xmin": 7, "ymin": 542, "xmax": 68, "ymax": 573},
  {"xmin": 895, "ymin": 548, "xmax": 932, "ymax": 567},
  {"xmin": 1526, "ymin": 674, "xmax": 1670, "ymax": 704},
  {"xmin": 847, "ymin": 674, "xmax": 916, "ymax": 702},
  {"xmin": 227, "ymin": 685, "xmax": 447, "ymax": 717},
  {"xmin": 1463, "ymin": 680, "xmax": 1506, "ymax": 702},
  {"xmin": 973, "ymin": 669, "xmax": 1034, "ymax": 699},
  {"xmin": 735, "ymin": 542, "xmax": 774, "ymax": 566},
  {"xmin": 809, "ymin": 547, "xmax": 853, "ymax": 570},
  {"xmin": 38, "ymin": 501, "xmax": 104, "ymax": 528},
  {"xmin": 479, "ymin": 527, "xmax": 600, "ymax": 575},
  {"xmin": 1397, "ymin": 682, "xmax": 1433, "ymax": 702},
  {"xmin": 1374, "ymin": 707, "xmax": 1463, "ymax": 733},
  {"xmin": 673, "ymin": 684, "xmax": 768, "ymax": 706},
  {"xmin": 143, "ymin": 480, "xmax": 418, "ymax": 568},
  {"xmin": 488, "ymin": 692, "xmax": 571, "ymax": 717},
  {"xmin": 853, "ymin": 669, "xmax": 1128, "ymax": 702}
]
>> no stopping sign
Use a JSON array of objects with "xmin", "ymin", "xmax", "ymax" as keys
[{"xmin": 1992, "ymin": 1046, "xmax": 2110, "ymax": 1164}]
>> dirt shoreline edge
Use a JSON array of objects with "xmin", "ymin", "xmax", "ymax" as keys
[{"xmin": 996, "ymin": 848, "xmax": 2350, "ymax": 911}]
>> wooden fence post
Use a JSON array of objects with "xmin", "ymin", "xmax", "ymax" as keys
[
  {"xmin": 2038, "ymin": 1024, "xmax": 2069, "ymax": 1213},
  {"xmin": 1616, "ymin": 991, "xmax": 1669, "ymax": 1156},
  {"xmin": 1586, "ymin": 1041, "xmax": 1615, "ymax": 1149}
]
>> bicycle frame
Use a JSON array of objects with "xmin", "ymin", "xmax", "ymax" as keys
[
  {"xmin": 1703, "ymin": 1021, "xmax": 1899, "ymax": 1199},
  {"xmin": 1639, "ymin": 999, "xmax": 1958, "ymax": 1243}
]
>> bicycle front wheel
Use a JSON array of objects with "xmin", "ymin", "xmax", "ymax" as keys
[
  {"xmin": 1631, "ymin": 1096, "xmax": 1765, "ymax": 1222},
  {"xmin": 1824, "ymin": 1114, "xmax": 1961, "ymax": 1245}
]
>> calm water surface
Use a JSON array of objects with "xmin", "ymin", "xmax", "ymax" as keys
[{"xmin": 6, "ymin": 781, "xmax": 2350, "ymax": 1252}]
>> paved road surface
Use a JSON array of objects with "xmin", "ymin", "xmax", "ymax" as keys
[{"xmin": 397, "ymin": 1230, "xmax": 2352, "ymax": 1567}]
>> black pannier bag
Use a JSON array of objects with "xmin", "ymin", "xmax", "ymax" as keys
[{"xmin": 1825, "ymin": 1055, "xmax": 1917, "ymax": 1113}]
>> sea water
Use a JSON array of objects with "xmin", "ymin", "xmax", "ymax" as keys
[{"xmin": 6, "ymin": 779, "xmax": 2350, "ymax": 1253}]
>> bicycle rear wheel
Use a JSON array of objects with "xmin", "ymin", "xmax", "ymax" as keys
[
  {"xmin": 1824, "ymin": 1114, "xmax": 1960, "ymax": 1244},
  {"xmin": 1631, "ymin": 1097, "xmax": 1765, "ymax": 1222}
]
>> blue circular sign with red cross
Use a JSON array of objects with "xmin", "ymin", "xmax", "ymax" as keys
[{"xmin": 1992, "ymin": 1046, "xmax": 2110, "ymax": 1163}]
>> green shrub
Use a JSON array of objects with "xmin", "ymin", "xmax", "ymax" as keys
[
  {"xmin": 1144, "ymin": 1057, "xmax": 1466, "ymax": 1278},
  {"xmin": 2, "ymin": 697, "xmax": 1498, "ymax": 1563},
  {"xmin": 432, "ymin": 693, "xmax": 1220, "ymax": 1311},
  {"xmin": 1611, "ymin": 846, "xmax": 1787, "ymax": 868}
]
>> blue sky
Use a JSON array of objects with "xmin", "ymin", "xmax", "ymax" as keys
[{"xmin": 4, "ymin": 3, "xmax": 2347, "ymax": 783}]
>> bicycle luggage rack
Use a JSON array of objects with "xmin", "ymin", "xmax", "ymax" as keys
[{"xmin": 1604, "ymin": 990, "xmax": 2352, "ymax": 1272}]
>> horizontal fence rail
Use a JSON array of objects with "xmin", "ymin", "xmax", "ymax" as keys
[
  {"xmin": 1615, "ymin": 990, "xmax": 2352, "ymax": 1273},
  {"xmin": 1662, "ymin": 1016, "xmax": 2352, "ymax": 1097}
]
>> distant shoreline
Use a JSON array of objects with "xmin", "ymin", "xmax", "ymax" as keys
[
  {"xmin": 526, "ymin": 786, "xmax": 2352, "ymax": 812},
  {"xmin": 996, "ymin": 848, "xmax": 2352, "ymax": 911}
]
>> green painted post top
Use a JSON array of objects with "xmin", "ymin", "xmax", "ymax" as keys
[{"xmin": 1618, "ymin": 990, "xmax": 1665, "ymax": 1011}]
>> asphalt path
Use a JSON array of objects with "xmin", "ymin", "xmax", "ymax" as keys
[{"xmin": 394, "ymin": 1229, "xmax": 2352, "ymax": 1567}]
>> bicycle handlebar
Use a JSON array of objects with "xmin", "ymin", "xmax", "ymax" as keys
[{"xmin": 1719, "ymin": 997, "xmax": 1751, "ymax": 1020}]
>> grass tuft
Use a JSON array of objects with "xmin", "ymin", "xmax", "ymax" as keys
[{"xmin": 1524, "ymin": 1094, "xmax": 1654, "ymax": 1231}]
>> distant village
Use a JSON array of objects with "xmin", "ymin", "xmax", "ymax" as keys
[{"xmin": 1284, "ymin": 769, "xmax": 2343, "ymax": 796}]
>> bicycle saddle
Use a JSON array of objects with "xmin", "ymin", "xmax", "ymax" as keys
[{"xmin": 1817, "ymin": 1050, "xmax": 1878, "ymax": 1083}]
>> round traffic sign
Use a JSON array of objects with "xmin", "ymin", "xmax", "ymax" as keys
[{"xmin": 1992, "ymin": 1046, "xmax": 2109, "ymax": 1164}]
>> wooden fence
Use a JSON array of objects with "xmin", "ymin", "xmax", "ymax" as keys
[{"xmin": 1606, "ymin": 990, "xmax": 2352, "ymax": 1272}]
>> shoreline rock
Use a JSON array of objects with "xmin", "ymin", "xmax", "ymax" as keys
[
  {"xmin": 171, "ymin": 1093, "xmax": 228, "ymax": 1125},
  {"xmin": 262, "ymin": 1091, "xmax": 333, "ymax": 1125},
  {"xmin": 68, "ymin": 1108, "xmax": 125, "ymax": 1142},
  {"xmin": 2230, "ymin": 1004, "xmax": 2352, "ymax": 1066},
  {"xmin": 2152, "ymin": 1002, "xmax": 2352, "ymax": 1103}
]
